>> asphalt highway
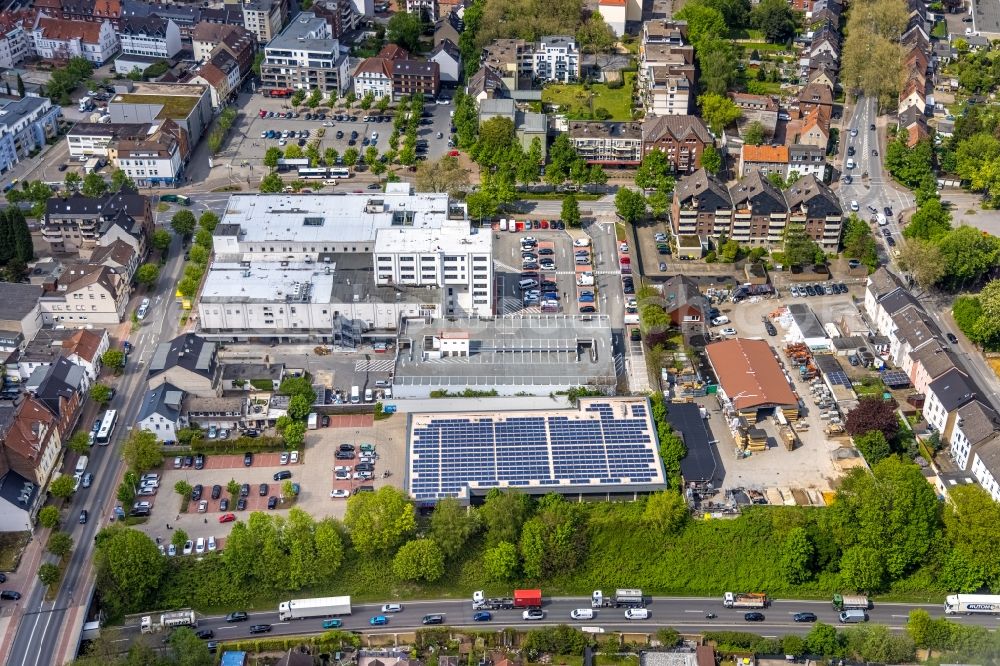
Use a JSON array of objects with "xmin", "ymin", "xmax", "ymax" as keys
[
  {"xmin": 121, "ymin": 596, "xmax": 1000, "ymax": 646},
  {"xmin": 6, "ymin": 232, "xmax": 188, "ymax": 666}
]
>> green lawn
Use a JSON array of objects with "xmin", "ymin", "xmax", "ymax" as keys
[
  {"xmin": 743, "ymin": 41, "xmax": 788, "ymax": 53},
  {"xmin": 542, "ymin": 73, "xmax": 636, "ymax": 121}
]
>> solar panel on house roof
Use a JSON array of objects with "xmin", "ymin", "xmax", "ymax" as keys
[
  {"xmin": 826, "ymin": 370, "xmax": 852, "ymax": 388},
  {"xmin": 881, "ymin": 370, "xmax": 911, "ymax": 388},
  {"xmin": 408, "ymin": 400, "xmax": 665, "ymax": 502}
]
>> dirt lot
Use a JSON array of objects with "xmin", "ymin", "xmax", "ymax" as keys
[{"xmin": 135, "ymin": 413, "xmax": 410, "ymax": 550}]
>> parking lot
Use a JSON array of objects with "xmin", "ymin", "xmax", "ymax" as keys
[
  {"xmin": 492, "ymin": 225, "xmax": 604, "ymax": 316},
  {"xmin": 134, "ymin": 414, "xmax": 409, "ymax": 552},
  {"xmin": 223, "ymin": 94, "xmax": 457, "ymax": 183}
]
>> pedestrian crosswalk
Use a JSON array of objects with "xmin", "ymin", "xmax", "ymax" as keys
[{"xmin": 355, "ymin": 358, "xmax": 395, "ymax": 372}]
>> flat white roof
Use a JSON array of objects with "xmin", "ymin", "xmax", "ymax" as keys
[{"xmin": 200, "ymin": 261, "xmax": 335, "ymax": 303}]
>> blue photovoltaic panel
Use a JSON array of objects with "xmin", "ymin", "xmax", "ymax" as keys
[
  {"xmin": 827, "ymin": 370, "xmax": 852, "ymax": 388},
  {"xmin": 881, "ymin": 370, "xmax": 911, "ymax": 388},
  {"xmin": 409, "ymin": 401, "xmax": 662, "ymax": 501}
]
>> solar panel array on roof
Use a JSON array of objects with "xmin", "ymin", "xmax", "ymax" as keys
[
  {"xmin": 826, "ymin": 370, "xmax": 852, "ymax": 388},
  {"xmin": 408, "ymin": 400, "xmax": 664, "ymax": 502},
  {"xmin": 881, "ymin": 370, "xmax": 911, "ymax": 388}
]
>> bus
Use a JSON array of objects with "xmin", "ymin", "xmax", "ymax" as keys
[
  {"xmin": 96, "ymin": 409, "xmax": 118, "ymax": 445},
  {"xmin": 328, "ymin": 168, "xmax": 350, "ymax": 179},
  {"xmin": 160, "ymin": 194, "xmax": 191, "ymax": 206},
  {"xmin": 297, "ymin": 167, "xmax": 331, "ymax": 180}
]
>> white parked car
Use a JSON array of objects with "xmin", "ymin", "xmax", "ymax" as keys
[
  {"xmin": 280, "ymin": 452, "xmax": 290, "ymax": 465},
  {"xmin": 198, "ymin": 500, "xmax": 208, "ymax": 513},
  {"xmin": 335, "ymin": 470, "xmax": 350, "ymax": 480},
  {"xmin": 850, "ymin": 200, "xmax": 859, "ymax": 211},
  {"xmin": 330, "ymin": 489, "xmax": 350, "ymax": 498},
  {"xmin": 719, "ymin": 327, "xmax": 738, "ymax": 337},
  {"xmin": 207, "ymin": 536, "xmax": 217, "ymax": 552},
  {"xmin": 183, "ymin": 540, "xmax": 194, "ymax": 555},
  {"xmin": 382, "ymin": 603, "xmax": 404, "ymax": 613},
  {"xmin": 195, "ymin": 537, "xmax": 205, "ymax": 554},
  {"xmin": 619, "ymin": 242, "xmax": 629, "ymax": 253},
  {"xmin": 572, "ymin": 238, "xmax": 590, "ymax": 247},
  {"xmin": 167, "ymin": 543, "xmax": 177, "ymax": 556},
  {"xmin": 290, "ymin": 450, "xmax": 299, "ymax": 464},
  {"xmin": 711, "ymin": 316, "xmax": 730, "ymax": 326}
]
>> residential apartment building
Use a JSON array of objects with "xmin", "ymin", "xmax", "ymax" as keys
[
  {"xmin": 260, "ymin": 13, "xmax": 350, "ymax": 94},
  {"xmin": 639, "ymin": 20, "xmax": 695, "ymax": 116},
  {"xmin": 189, "ymin": 50, "xmax": 242, "ymax": 108},
  {"xmin": 190, "ymin": 22, "xmax": 256, "ymax": 78},
  {"xmin": 406, "ymin": 0, "xmax": 437, "ymax": 21},
  {"xmin": 147, "ymin": 333, "xmax": 220, "ymax": 396},
  {"xmin": 641, "ymin": 115, "xmax": 712, "ymax": 173},
  {"xmin": 567, "ymin": 121, "xmax": 642, "ymax": 165},
  {"xmin": 117, "ymin": 15, "xmax": 180, "ymax": 59},
  {"xmin": 31, "ymin": 16, "xmax": 119, "ymax": 64},
  {"xmin": 429, "ymin": 38, "xmax": 461, "ymax": 84},
  {"xmin": 353, "ymin": 46, "xmax": 399, "ymax": 99},
  {"xmin": 310, "ymin": 0, "xmax": 361, "ymax": 39},
  {"xmin": 242, "ymin": 0, "xmax": 286, "ymax": 43},
  {"xmin": 1, "ymin": 395, "xmax": 62, "ymax": 488},
  {"xmin": 671, "ymin": 169, "xmax": 842, "ymax": 251},
  {"xmin": 42, "ymin": 188, "xmax": 151, "ymax": 256},
  {"xmin": 0, "ymin": 283, "xmax": 44, "ymax": 352},
  {"xmin": 137, "ymin": 382, "xmax": 183, "ymax": 442},
  {"xmin": 0, "ymin": 95, "xmax": 62, "ymax": 177},
  {"xmin": 739, "ymin": 145, "xmax": 788, "ymax": 178},
  {"xmin": 202, "ymin": 184, "xmax": 493, "ymax": 341},
  {"xmin": 480, "ymin": 38, "xmax": 533, "ymax": 82},
  {"xmin": 39, "ymin": 263, "xmax": 131, "ymax": 326},
  {"xmin": 66, "ymin": 122, "xmax": 153, "ymax": 160},
  {"xmin": 111, "ymin": 120, "xmax": 185, "ymax": 188},
  {"xmin": 532, "ymin": 35, "xmax": 578, "ymax": 83},
  {"xmin": 392, "ymin": 59, "xmax": 440, "ymax": 99},
  {"xmin": 0, "ymin": 16, "xmax": 31, "ymax": 68}
]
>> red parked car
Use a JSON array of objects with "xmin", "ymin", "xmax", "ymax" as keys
[{"xmin": 218, "ymin": 513, "xmax": 236, "ymax": 523}]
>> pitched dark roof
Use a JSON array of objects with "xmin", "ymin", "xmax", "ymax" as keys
[
  {"xmin": 675, "ymin": 168, "xmax": 732, "ymax": 211},
  {"xmin": 929, "ymin": 368, "xmax": 978, "ymax": 413},
  {"xmin": 45, "ymin": 188, "xmax": 147, "ymax": 221},
  {"xmin": 430, "ymin": 38, "xmax": 461, "ymax": 62},
  {"xmin": 392, "ymin": 59, "xmax": 439, "ymax": 77},
  {"xmin": 730, "ymin": 171, "xmax": 787, "ymax": 215},
  {"xmin": 661, "ymin": 275, "xmax": 706, "ymax": 314},
  {"xmin": 137, "ymin": 382, "xmax": 183, "ymax": 422},
  {"xmin": 0, "ymin": 284, "xmax": 43, "ymax": 322},
  {"xmin": 878, "ymin": 289, "xmax": 919, "ymax": 317},
  {"xmin": 119, "ymin": 14, "xmax": 170, "ymax": 35},
  {"xmin": 642, "ymin": 114, "xmax": 712, "ymax": 144},
  {"xmin": 29, "ymin": 356, "xmax": 82, "ymax": 418},
  {"xmin": 867, "ymin": 267, "xmax": 904, "ymax": 300},
  {"xmin": 148, "ymin": 333, "xmax": 216, "ymax": 380},
  {"xmin": 782, "ymin": 174, "xmax": 841, "ymax": 217}
]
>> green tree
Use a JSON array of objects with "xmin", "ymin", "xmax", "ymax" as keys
[
  {"xmin": 743, "ymin": 120, "xmax": 766, "ymax": 146},
  {"xmin": 16, "ymin": 74, "xmax": 24, "ymax": 98},
  {"xmin": 122, "ymin": 429, "xmax": 163, "ymax": 473},
  {"xmin": 938, "ymin": 224, "xmax": 1000, "ymax": 289},
  {"xmin": 284, "ymin": 144, "xmax": 304, "ymax": 160},
  {"xmin": 188, "ymin": 244, "xmax": 209, "ymax": 265},
  {"xmin": 519, "ymin": 494, "xmax": 588, "ymax": 579},
  {"xmin": 854, "ymin": 430, "xmax": 891, "ymax": 465},
  {"xmin": 561, "ymin": 194, "xmax": 581, "ymax": 228},
  {"xmin": 49, "ymin": 474, "xmax": 77, "ymax": 499},
  {"xmin": 282, "ymin": 479, "xmax": 296, "ymax": 499},
  {"xmin": 635, "ymin": 149, "xmax": 675, "ymax": 192},
  {"xmin": 101, "ymin": 349, "xmax": 126, "ymax": 373},
  {"xmin": 176, "ymin": 277, "xmax": 199, "ymax": 299},
  {"xmin": 844, "ymin": 623, "xmax": 915, "ymax": 663},
  {"xmin": 173, "ymin": 480, "xmax": 192, "ymax": 501},
  {"xmin": 480, "ymin": 489, "xmax": 533, "ymax": 546},
  {"xmin": 387, "ymin": 11, "xmax": 422, "ymax": 51},
  {"xmin": 941, "ymin": 485, "xmax": 1000, "ymax": 591},
  {"xmin": 171, "ymin": 528, "xmax": 189, "ymax": 551},
  {"xmin": 151, "ymin": 229, "xmax": 171, "ymax": 253},
  {"xmin": 169, "ymin": 626, "xmax": 214, "ymax": 666},
  {"xmin": 392, "ymin": 538, "xmax": 446, "ymax": 582},
  {"xmin": 474, "ymin": 116, "xmax": 518, "ymax": 168},
  {"xmin": 117, "ymin": 475, "xmax": 136, "ymax": 506},
  {"xmin": 614, "ymin": 188, "xmax": 646, "ymax": 224},
  {"xmin": 780, "ymin": 526, "xmax": 814, "ymax": 583},
  {"xmin": 198, "ymin": 211, "xmax": 220, "ymax": 233},
  {"xmin": 575, "ymin": 12, "xmax": 616, "ymax": 53},
  {"xmin": 283, "ymin": 508, "xmax": 320, "ymax": 589},
  {"xmin": 701, "ymin": 144, "xmax": 722, "ymax": 173},
  {"xmin": 642, "ymin": 491, "xmax": 688, "ymax": 534},
  {"xmin": 839, "ymin": 545, "xmax": 886, "ymax": 592},
  {"xmin": 264, "ymin": 146, "xmax": 283, "ymax": 169},
  {"xmin": 38, "ymin": 562, "xmax": 61, "ymax": 587},
  {"xmin": 94, "ymin": 526, "xmax": 164, "ymax": 617},
  {"xmin": 38, "ymin": 505, "xmax": 60, "ymax": 529},
  {"xmin": 280, "ymin": 376, "xmax": 317, "ymax": 402},
  {"xmin": 110, "ymin": 169, "xmax": 135, "ymax": 192},
  {"xmin": 260, "ymin": 172, "xmax": 284, "ymax": 193},
  {"xmin": 698, "ymin": 93, "xmax": 742, "ymax": 134},
  {"xmin": 343, "ymin": 486, "xmax": 416, "ymax": 555},
  {"xmin": 88, "ymin": 383, "xmax": 113, "ymax": 406},
  {"xmin": 845, "ymin": 397, "xmax": 900, "ymax": 442},
  {"xmin": 287, "ymin": 394, "xmax": 312, "ymax": 421},
  {"xmin": 283, "ymin": 421, "xmax": 306, "ymax": 447},
  {"xmin": 750, "ymin": 0, "xmax": 797, "ymax": 42},
  {"xmin": 135, "ymin": 263, "xmax": 160, "ymax": 288},
  {"xmin": 647, "ymin": 190, "xmax": 670, "ymax": 219},
  {"xmin": 904, "ymin": 198, "xmax": 952, "ymax": 242},
  {"xmin": 170, "ymin": 210, "xmax": 197, "ymax": 237},
  {"xmin": 898, "ymin": 238, "xmax": 946, "ymax": 289},
  {"xmin": 675, "ymin": 2, "xmax": 727, "ymax": 47},
  {"xmin": 483, "ymin": 540, "xmax": 519, "ymax": 581},
  {"xmin": 782, "ymin": 634, "xmax": 806, "ymax": 657},
  {"xmin": 47, "ymin": 531, "xmax": 73, "ymax": 558},
  {"xmin": 67, "ymin": 431, "xmax": 91, "ymax": 455},
  {"xmin": 64, "ymin": 171, "xmax": 81, "ymax": 192},
  {"xmin": 841, "ymin": 215, "xmax": 879, "ymax": 270},
  {"xmin": 430, "ymin": 497, "xmax": 479, "ymax": 560},
  {"xmin": 783, "ymin": 222, "xmax": 823, "ymax": 266},
  {"xmin": 314, "ymin": 518, "xmax": 345, "ymax": 580},
  {"xmin": 81, "ymin": 172, "xmax": 107, "ymax": 198},
  {"xmin": 415, "ymin": 155, "xmax": 470, "ymax": 194},
  {"xmin": 343, "ymin": 147, "xmax": 360, "ymax": 166},
  {"xmin": 806, "ymin": 622, "xmax": 844, "ymax": 657}
]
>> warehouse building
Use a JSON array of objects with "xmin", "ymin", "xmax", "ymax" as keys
[
  {"xmin": 406, "ymin": 397, "xmax": 667, "ymax": 505},
  {"xmin": 704, "ymin": 338, "xmax": 799, "ymax": 419}
]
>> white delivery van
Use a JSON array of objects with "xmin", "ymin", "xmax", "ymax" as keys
[
  {"xmin": 839, "ymin": 610, "xmax": 868, "ymax": 623},
  {"xmin": 570, "ymin": 608, "xmax": 594, "ymax": 620},
  {"xmin": 350, "ymin": 386, "xmax": 360, "ymax": 404},
  {"xmin": 624, "ymin": 608, "xmax": 649, "ymax": 620},
  {"xmin": 518, "ymin": 279, "xmax": 539, "ymax": 290},
  {"xmin": 75, "ymin": 455, "xmax": 89, "ymax": 475}
]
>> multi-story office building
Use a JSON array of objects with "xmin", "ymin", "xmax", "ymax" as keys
[
  {"xmin": 259, "ymin": 13, "xmax": 349, "ymax": 94},
  {"xmin": 202, "ymin": 184, "xmax": 493, "ymax": 343},
  {"xmin": 117, "ymin": 15, "xmax": 180, "ymax": 59}
]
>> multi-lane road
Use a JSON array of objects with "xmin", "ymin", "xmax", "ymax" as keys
[
  {"xmin": 4, "ymin": 232, "xmax": 188, "ymax": 666},
  {"xmin": 115, "ymin": 595, "xmax": 998, "ymax": 648}
]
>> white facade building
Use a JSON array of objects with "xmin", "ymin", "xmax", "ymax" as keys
[
  {"xmin": 201, "ymin": 185, "xmax": 493, "ymax": 341},
  {"xmin": 31, "ymin": 17, "xmax": 119, "ymax": 65},
  {"xmin": 0, "ymin": 22, "xmax": 30, "ymax": 68},
  {"xmin": 532, "ymin": 35, "xmax": 579, "ymax": 83},
  {"xmin": 117, "ymin": 16, "xmax": 182, "ymax": 60}
]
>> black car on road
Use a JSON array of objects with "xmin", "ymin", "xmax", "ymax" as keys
[
  {"xmin": 249, "ymin": 624, "xmax": 272, "ymax": 634},
  {"xmin": 226, "ymin": 611, "xmax": 249, "ymax": 622},
  {"xmin": 793, "ymin": 612, "xmax": 817, "ymax": 622},
  {"xmin": 744, "ymin": 612, "xmax": 765, "ymax": 622}
]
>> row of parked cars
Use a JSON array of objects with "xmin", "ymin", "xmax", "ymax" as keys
[{"xmin": 788, "ymin": 282, "xmax": 849, "ymax": 298}]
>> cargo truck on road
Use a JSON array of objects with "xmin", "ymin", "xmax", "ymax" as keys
[
  {"xmin": 723, "ymin": 592, "xmax": 768, "ymax": 608},
  {"xmin": 140, "ymin": 610, "xmax": 197, "ymax": 634},
  {"xmin": 278, "ymin": 596, "xmax": 352, "ymax": 621},
  {"xmin": 473, "ymin": 589, "xmax": 542, "ymax": 610},
  {"xmin": 591, "ymin": 589, "xmax": 646, "ymax": 608},
  {"xmin": 833, "ymin": 594, "xmax": 871, "ymax": 611},
  {"xmin": 945, "ymin": 594, "xmax": 1000, "ymax": 615}
]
